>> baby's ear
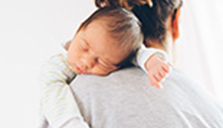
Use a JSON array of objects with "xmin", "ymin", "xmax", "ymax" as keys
[{"xmin": 64, "ymin": 40, "xmax": 72, "ymax": 51}]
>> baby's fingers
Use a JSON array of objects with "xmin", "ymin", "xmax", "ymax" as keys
[
  {"xmin": 159, "ymin": 64, "xmax": 172, "ymax": 83},
  {"xmin": 161, "ymin": 63, "xmax": 170, "ymax": 73},
  {"xmin": 148, "ymin": 72, "xmax": 158, "ymax": 85},
  {"xmin": 148, "ymin": 72, "xmax": 163, "ymax": 89},
  {"xmin": 154, "ymin": 71, "xmax": 163, "ymax": 83},
  {"xmin": 158, "ymin": 68, "xmax": 166, "ymax": 78},
  {"xmin": 154, "ymin": 82, "xmax": 163, "ymax": 89},
  {"xmin": 151, "ymin": 73, "xmax": 162, "ymax": 88}
]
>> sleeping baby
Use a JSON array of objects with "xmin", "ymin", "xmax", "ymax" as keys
[{"xmin": 38, "ymin": 6, "xmax": 170, "ymax": 128}]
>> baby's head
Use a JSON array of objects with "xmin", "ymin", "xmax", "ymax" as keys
[{"xmin": 68, "ymin": 6, "xmax": 143, "ymax": 75}]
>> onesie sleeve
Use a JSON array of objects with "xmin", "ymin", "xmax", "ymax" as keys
[
  {"xmin": 38, "ymin": 51, "xmax": 90, "ymax": 128},
  {"xmin": 133, "ymin": 44, "xmax": 168, "ymax": 73}
]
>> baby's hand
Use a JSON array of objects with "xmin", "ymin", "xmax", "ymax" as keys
[{"xmin": 145, "ymin": 55, "xmax": 170, "ymax": 89}]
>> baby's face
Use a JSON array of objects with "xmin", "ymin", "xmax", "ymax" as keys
[{"xmin": 68, "ymin": 21, "xmax": 129, "ymax": 75}]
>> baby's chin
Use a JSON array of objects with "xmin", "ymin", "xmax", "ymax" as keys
[
  {"xmin": 73, "ymin": 67, "xmax": 115, "ymax": 76},
  {"xmin": 81, "ymin": 71, "xmax": 112, "ymax": 76}
]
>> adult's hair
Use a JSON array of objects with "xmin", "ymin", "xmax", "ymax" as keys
[
  {"xmin": 95, "ymin": 0, "xmax": 183, "ymax": 46},
  {"xmin": 76, "ymin": 6, "xmax": 143, "ymax": 67}
]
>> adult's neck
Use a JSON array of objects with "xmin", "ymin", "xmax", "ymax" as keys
[{"xmin": 145, "ymin": 37, "xmax": 175, "ymax": 64}]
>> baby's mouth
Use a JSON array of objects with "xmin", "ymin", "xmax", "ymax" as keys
[{"xmin": 76, "ymin": 65, "xmax": 84, "ymax": 74}]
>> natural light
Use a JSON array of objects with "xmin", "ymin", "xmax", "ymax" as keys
[{"xmin": 176, "ymin": 0, "xmax": 223, "ymax": 103}]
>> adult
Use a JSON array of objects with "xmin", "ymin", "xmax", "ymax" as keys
[{"xmin": 70, "ymin": 0, "xmax": 223, "ymax": 127}]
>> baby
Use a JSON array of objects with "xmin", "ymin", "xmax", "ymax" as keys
[{"xmin": 38, "ymin": 7, "xmax": 170, "ymax": 128}]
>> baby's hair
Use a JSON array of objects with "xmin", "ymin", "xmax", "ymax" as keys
[
  {"xmin": 95, "ymin": 0, "xmax": 183, "ymax": 46},
  {"xmin": 95, "ymin": 0, "xmax": 152, "ymax": 10},
  {"xmin": 77, "ymin": 6, "xmax": 143, "ymax": 66}
]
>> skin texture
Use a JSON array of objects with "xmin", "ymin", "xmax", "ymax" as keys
[{"xmin": 67, "ymin": 20, "xmax": 130, "ymax": 75}]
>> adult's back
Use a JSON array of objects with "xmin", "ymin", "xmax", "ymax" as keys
[{"xmin": 71, "ymin": 67, "xmax": 223, "ymax": 128}]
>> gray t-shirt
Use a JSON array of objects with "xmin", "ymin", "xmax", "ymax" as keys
[{"xmin": 70, "ymin": 67, "xmax": 223, "ymax": 128}]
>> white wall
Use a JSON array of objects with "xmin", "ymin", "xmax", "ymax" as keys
[
  {"xmin": 0, "ymin": 0, "xmax": 222, "ymax": 127},
  {"xmin": 0, "ymin": 0, "xmax": 96, "ymax": 127},
  {"xmin": 175, "ymin": 0, "xmax": 223, "ymax": 103}
]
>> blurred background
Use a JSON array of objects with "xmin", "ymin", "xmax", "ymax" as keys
[{"xmin": 0, "ymin": 0, "xmax": 222, "ymax": 127}]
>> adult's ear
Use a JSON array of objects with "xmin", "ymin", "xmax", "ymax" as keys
[{"xmin": 172, "ymin": 8, "xmax": 181, "ymax": 41}]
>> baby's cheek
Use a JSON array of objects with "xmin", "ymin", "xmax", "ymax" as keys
[
  {"xmin": 67, "ymin": 52, "xmax": 72, "ymax": 62},
  {"xmin": 67, "ymin": 52, "xmax": 77, "ymax": 64},
  {"xmin": 67, "ymin": 55, "xmax": 77, "ymax": 71},
  {"xmin": 91, "ymin": 67, "xmax": 112, "ymax": 76}
]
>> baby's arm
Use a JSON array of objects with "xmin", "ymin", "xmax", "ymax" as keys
[
  {"xmin": 135, "ymin": 45, "xmax": 171, "ymax": 88},
  {"xmin": 39, "ymin": 53, "xmax": 90, "ymax": 128}
]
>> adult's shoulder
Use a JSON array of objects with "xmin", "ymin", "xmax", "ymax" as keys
[
  {"xmin": 70, "ymin": 67, "xmax": 223, "ymax": 128},
  {"xmin": 70, "ymin": 67, "xmax": 149, "ymax": 89},
  {"xmin": 72, "ymin": 67, "xmax": 145, "ymax": 81},
  {"xmin": 70, "ymin": 66, "xmax": 191, "ymax": 88}
]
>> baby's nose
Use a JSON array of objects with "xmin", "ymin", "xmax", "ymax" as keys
[{"xmin": 82, "ymin": 56, "xmax": 97, "ymax": 69}]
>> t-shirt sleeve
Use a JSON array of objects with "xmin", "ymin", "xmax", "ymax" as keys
[
  {"xmin": 38, "ymin": 53, "xmax": 90, "ymax": 128},
  {"xmin": 132, "ymin": 44, "xmax": 168, "ymax": 73}
]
